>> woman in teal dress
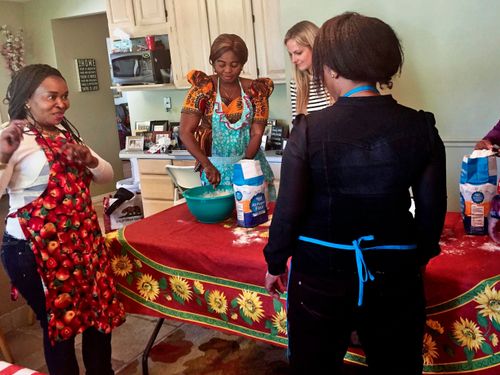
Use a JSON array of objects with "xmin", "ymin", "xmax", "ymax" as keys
[{"xmin": 179, "ymin": 34, "xmax": 275, "ymax": 199}]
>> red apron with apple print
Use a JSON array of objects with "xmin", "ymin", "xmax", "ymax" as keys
[{"xmin": 14, "ymin": 130, "xmax": 125, "ymax": 343}]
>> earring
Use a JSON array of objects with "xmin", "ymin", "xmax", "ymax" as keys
[
  {"xmin": 25, "ymin": 104, "xmax": 30, "ymax": 109},
  {"xmin": 330, "ymin": 71, "xmax": 338, "ymax": 79}
]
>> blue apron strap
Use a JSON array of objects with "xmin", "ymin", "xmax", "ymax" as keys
[
  {"xmin": 298, "ymin": 235, "xmax": 416, "ymax": 306},
  {"xmin": 351, "ymin": 236, "xmax": 375, "ymax": 306}
]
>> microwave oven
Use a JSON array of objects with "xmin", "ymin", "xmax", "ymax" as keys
[{"xmin": 110, "ymin": 50, "xmax": 171, "ymax": 85}]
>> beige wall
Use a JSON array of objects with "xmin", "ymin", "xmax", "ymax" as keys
[
  {"xmin": 280, "ymin": 0, "xmax": 500, "ymax": 211},
  {"xmin": 52, "ymin": 13, "xmax": 123, "ymax": 195},
  {"xmin": 0, "ymin": 1, "xmax": 24, "ymax": 123}
]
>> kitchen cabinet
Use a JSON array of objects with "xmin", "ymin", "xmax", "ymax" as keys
[
  {"xmin": 165, "ymin": 0, "xmax": 212, "ymax": 88},
  {"xmin": 106, "ymin": 0, "xmax": 168, "ymax": 39},
  {"xmin": 205, "ymin": 0, "xmax": 257, "ymax": 79},
  {"xmin": 167, "ymin": 0, "xmax": 284, "ymax": 88},
  {"xmin": 252, "ymin": 0, "xmax": 285, "ymax": 82},
  {"xmin": 138, "ymin": 158, "xmax": 195, "ymax": 217}
]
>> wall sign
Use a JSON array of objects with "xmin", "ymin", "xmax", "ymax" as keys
[{"xmin": 75, "ymin": 58, "xmax": 99, "ymax": 92}]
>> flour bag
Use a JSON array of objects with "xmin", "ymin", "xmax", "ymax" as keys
[
  {"xmin": 233, "ymin": 159, "xmax": 268, "ymax": 227},
  {"xmin": 459, "ymin": 150, "xmax": 497, "ymax": 234}
]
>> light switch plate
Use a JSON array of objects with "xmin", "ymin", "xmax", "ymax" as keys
[{"xmin": 163, "ymin": 97, "xmax": 171, "ymax": 111}]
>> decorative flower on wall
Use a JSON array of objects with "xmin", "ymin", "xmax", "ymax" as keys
[{"xmin": 1, "ymin": 25, "xmax": 25, "ymax": 75}]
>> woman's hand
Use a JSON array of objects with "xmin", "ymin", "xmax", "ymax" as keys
[
  {"xmin": 265, "ymin": 268, "xmax": 288, "ymax": 299},
  {"xmin": 203, "ymin": 163, "xmax": 221, "ymax": 188},
  {"xmin": 475, "ymin": 139, "xmax": 493, "ymax": 150},
  {"xmin": 0, "ymin": 120, "xmax": 25, "ymax": 163},
  {"xmin": 61, "ymin": 143, "xmax": 98, "ymax": 168}
]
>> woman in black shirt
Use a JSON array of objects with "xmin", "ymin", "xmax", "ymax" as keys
[{"xmin": 264, "ymin": 12, "xmax": 447, "ymax": 374}]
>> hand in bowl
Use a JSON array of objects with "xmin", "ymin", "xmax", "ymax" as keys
[{"xmin": 204, "ymin": 163, "xmax": 221, "ymax": 188}]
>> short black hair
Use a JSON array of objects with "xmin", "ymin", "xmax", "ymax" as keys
[
  {"xmin": 313, "ymin": 12, "xmax": 403, "ymax": 89},
  {"xmin": 4, "ymin": 64, "xmax": 65, "ymax": 120}
]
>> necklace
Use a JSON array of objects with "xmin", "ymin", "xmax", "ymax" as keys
[
  {"xmin": 219, "ymin": 82, "xmax": 240, "ymax": 103},
  {"xmin": 343, "ymin": 85, "xmax": 379, "ymax": 97}
]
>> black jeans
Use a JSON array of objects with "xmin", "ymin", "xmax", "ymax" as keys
[
  {"xmin": 1, "ymin": 233, "xmax": 114, "ymax": 375},
  {"xmin": 287, "ymin": 265, "xmax": 425, "ymax": 375}
]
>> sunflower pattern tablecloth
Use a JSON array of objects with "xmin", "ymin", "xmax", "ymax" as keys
[{"xmin": 106, "ymin": 206, "xmax": 499, "ymax": 373}]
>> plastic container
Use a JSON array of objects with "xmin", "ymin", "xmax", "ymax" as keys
[
  {"xmin": 116, "ymin": 177, "xmax": 140, "ymax": 193},
  {"xmin": 183, "ymin": 185, "xmax": 235, "ymax": 223}
]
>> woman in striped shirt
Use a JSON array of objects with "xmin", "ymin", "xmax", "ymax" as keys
[{"xmin": 285, "ymin": 21, "xmax": 332, "ymax": 119}]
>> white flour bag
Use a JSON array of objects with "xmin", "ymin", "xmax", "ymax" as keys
[
  {"xmin": 459, "ymin": 149, "xmax": 497, "ymax": 234},
  {"xmin": 233, "ymin": 159, "xmax": 268, "ymax": 227}
]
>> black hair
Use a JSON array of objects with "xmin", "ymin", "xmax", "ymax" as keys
[{"xmin": 312, "ymin": 12, "xmax": 404, "ymax": 89}]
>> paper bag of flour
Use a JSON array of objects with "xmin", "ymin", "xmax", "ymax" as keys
[
  {"xmin": 233, "ymin": 160, "xmax": 268, "ymax": 227},
  {"xmin": 459, "ymin": 150, "xmax": 497, "ymax": 234}
]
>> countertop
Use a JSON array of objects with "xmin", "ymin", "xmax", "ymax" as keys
[{"xmin": 119, "ymin": 149, "xmax": 283, "ymax": 163}]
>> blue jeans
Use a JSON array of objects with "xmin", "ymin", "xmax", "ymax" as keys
[{"xmin": 1, "ymin": 233, "xmax": 114, "ymax": 375}]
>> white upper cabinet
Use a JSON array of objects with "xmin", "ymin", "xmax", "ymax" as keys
[
  {"xmin": 133, "ymin": 0, "xmax": 167, "ymax": 26},
  {"xmin": 106, "ymin": 0, "xmax": 285, "ymax": 88},
  {"xmin": 107, "ymin": 0, "xmax": 136, "ymax": 36},
  {"xmin": 252, "ymin": 0, "xmax": 285, "ymax": 82},
  {"xmin": 166, "ymin": 0, "xmax": 212, "ymax": 88},
  {"xmin": 106, "ymin": 0, "xmax": 168, "ymax": 39},
  {"xmin": 205, "ymin": 0, "xmax": 257, "ymax": 79}
]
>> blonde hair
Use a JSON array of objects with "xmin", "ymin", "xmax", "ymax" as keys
[{"xmin": 284, "ymin": 21, "xmax": 319, "ymax": 115}]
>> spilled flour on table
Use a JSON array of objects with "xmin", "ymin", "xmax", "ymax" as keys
[
  {"xmin": 441, "ymin": 247, "xmax": 466, "ymax": 256},
  {"xmin": 232, "ymin": 227, "xmax": 266, "ymax": 246},
  {"xmin": 477, "ymin": 242, "xmax": 500, "ymax": 252}
]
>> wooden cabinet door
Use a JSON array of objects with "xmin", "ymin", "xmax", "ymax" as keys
[
  {"xmin": 106, "ymin": 0, "xmax": 136, "ymax": 38},
  {"xmin": 167, "ymin": 0, "xmax": 212, "ymax": 88},
  {"xmin": 206, "ymin": 0, "xmax": 257, "ymax": 79},
  {"xmin": 252, "ymin": 0, "xmax": 285, "ymax": 82},
  {"xmin": 133, "ymin": 0, "xmax": 167, "ymax": 26}
]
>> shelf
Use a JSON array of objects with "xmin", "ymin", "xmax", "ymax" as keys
[{"xmin": 110, "ymin": 83, "xmax": 176, "ymax": 92}]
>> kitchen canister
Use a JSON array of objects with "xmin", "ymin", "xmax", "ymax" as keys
[{"xmin": 233, "ymin": 159, "xmax": 268, "ymax": 227}]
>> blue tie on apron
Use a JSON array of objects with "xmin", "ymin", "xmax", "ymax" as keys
[{"xmin": 298, "ymin": 235, "xmax": 417, "ymax": 306}]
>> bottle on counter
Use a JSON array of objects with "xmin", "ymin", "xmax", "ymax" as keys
[{"xmin": 488, "ymin": 194, "xmax": 500, "ymax": 243}]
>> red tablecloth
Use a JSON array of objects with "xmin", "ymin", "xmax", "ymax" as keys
[
  {"xmin": 107, "ymin": 207, "xmax": 500, "ymax": 373},
  {"xmin": 0, "ymin": 361, "xmax": 46, "ymax": 374}
]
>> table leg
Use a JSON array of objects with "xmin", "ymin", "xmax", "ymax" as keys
[{"xmin": 142, "ymin": 318, "xmax": 165, "ymax": 375}]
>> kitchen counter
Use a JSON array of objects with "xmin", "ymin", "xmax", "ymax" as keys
[
  {"xmin": 119, "ymin": 149, "xmax": 282, "ymax": 217},
  {"xmin": 119, "ymin": 149, "xmax": 283, "ymax": 163}
]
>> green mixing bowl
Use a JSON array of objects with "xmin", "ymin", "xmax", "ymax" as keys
[{"xmin": 183, "ymin": 185, "xmax": 235, "ymax": 223}]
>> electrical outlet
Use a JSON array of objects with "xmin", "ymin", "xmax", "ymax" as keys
[{"xmin": 163, "ymin": 97, "xmax": 172, "ymax": 111}]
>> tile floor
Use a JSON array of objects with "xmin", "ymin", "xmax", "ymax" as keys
[{"xmin": 0, "ymin": 194, "xmax": 227, "ymax": 374}]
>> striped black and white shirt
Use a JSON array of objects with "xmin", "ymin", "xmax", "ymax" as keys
[{"xmin": 290, "ymin": 79, "xmax": 331, "ymax": 120}]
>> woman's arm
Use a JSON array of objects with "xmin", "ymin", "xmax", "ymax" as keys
[
  {"xmin": 244, "ymin": 121, "xmax": 265, "ymax": 159},
  {"xmin": 87, "ymin": 149, "xmax": 113, "ymax": 184},
  {"xmin": 179, "ymin": 112, "xmax": 220, "ymax": 186},
  {"xmin": 412, "ymin": 113, "xmax": 447, "ymax": 265},
  {"xmin": 247, "ymin": 77, "xmax": 274, "ymax": 158},
  {"xmin": 264, "ymin": 115, "xmax": 310, "ymax": 275}
]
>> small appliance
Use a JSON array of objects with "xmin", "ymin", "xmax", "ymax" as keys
[{"xmin": 110, "ymin": 50, "xmax": 171, "ymax": 85}]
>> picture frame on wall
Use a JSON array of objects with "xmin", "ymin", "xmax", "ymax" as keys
[{"xmin": 125, "ymin": 136, "xmax": 144, "ymax": 151}]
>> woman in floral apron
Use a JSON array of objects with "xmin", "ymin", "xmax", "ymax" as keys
[
  {"xmin": 0, "ymin": 64, "xmax": 125, "ymax": 374},
  {"xmin": 180, "ymin": 34, "xmax": 276, "ymax": 199}
]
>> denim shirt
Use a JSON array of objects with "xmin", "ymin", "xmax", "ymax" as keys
[{"xmin": 264, "ymin": 95, "xmax": 447, "ymax": 275}]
